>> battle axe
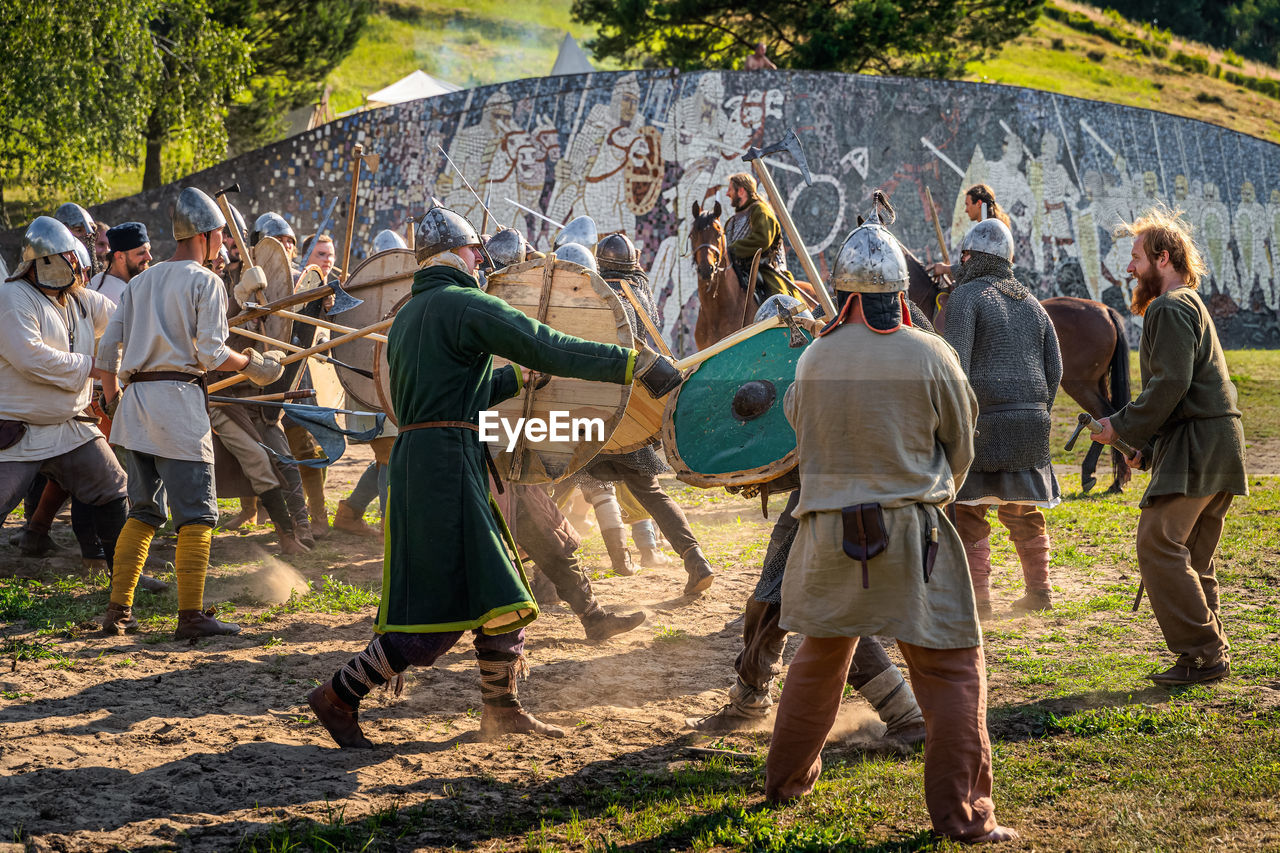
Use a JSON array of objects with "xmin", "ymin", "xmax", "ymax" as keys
[
  {"xmin": 214, "ymin": 184, "xmax": 268, "ymax": 302},
  {"xmin": 742, "ymin": 131, "xmax": 837, "ymax": 319}
]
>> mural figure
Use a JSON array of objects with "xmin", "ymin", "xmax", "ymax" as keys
[{"xmin": 1235, "ymin": 180, "xmax": 1269, "ymax": 306}]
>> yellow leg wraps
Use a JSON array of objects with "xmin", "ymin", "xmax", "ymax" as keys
[
  {"xmin": 110, "ymin": 519, "xmax": 156, "ymax": 607},
  {"xmin": 175, "ymin": 524, "xmax": 213, "ymax": 612}
]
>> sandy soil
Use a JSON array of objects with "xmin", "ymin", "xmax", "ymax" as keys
[{"xmin": 0, "ymin": 442, "xmax": 1272, "ymax": 851}]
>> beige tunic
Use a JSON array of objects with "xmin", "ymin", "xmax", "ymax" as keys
[
  {"xmin": 0, "ymin": 283, "xmax": 113, "ymax": 461},
  {"xmin": 96, "ymin": 260, "xmax": 233, "ymax": 463},
  {"xmin": 779, "ymin": 321, "xmax": 983, "ymax": 649}
]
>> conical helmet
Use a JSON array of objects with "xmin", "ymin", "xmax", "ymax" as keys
[
  {"xmin": 6, "ymin": 216, "xmax": 81, "ymax": 286},
  {"xmin": 371, "ymin": 229, "xmax": 408, "ymax": 253},
  {"xmin": 554, "ymin": 215, "xmax": 598, "ymax": 250},
  {"xmin": 251, "ymin": 212, "xmax": 295, "ymax": 246},
  {"xmin": 54, "ymin": 202, "xmax": 94, "ymax": 235},
  {"xmin": 830, "ymin": 223, "xmax": 909, "ymax": 293},
  {"xmin": 172, "ymin": 187, "xmax": 226, "ymax": 241},
  {"xmin": 596, "ymin": 232, "xmax": 639, "ymax": 272},
  {"xmin": 414, "ymin": 204, "xmax": 483, "ymax": 264},
  {"xmin": 555, "ymin": 242, "xmax": 597, "ymax": 272},
  {"xmin": 960, "ymin": 218, "xmax": 1014, "ymax": 262},
  {"xmin": 485, "ymin": 228, "xmax": 527, "ymax": 269}
]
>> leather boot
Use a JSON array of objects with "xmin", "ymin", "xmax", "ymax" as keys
[
  {"xmin": 302, "ymin": 470, "xmax": 330, "ymax": 539},
  {"xmin": 295, "ymin": 521, "xmax": 316, "ymax": 550},
  {"xmin": 601, "ymin": 527, "xmax": 634, "ymax": 576},
  {"xmin": 100, "ymin": 602, "xmax": 138, "ymax": 636},
  {"xmin": 15, "ymin": 527, "xmax": 58, "ymax": 557},
  {"xmin": 175, "ymin": 607, "xmax": 241, "ymax": 639},
  {"xmin": 82, "ymin": 557, "xmax": 109, "ymax": 573},
  {"xmin": 260, "ymin": 488, "xmax": 311, "ymax": 554},
  {"xmin": 687, "ymin": 677, "xmax": 772, "ymax": 732},
  {"xmin": 308, "ymin": 680, "xmax": 374, "ymax": 749},
  {"xmin": 1011, "ymin": 590, "xmax": 1052, "ymax": 612},
  {"xmin": 682, "ymin": 546, "xmax": 715, "ymax": 596},
  {"xmin": 632, "ymin": 520, "xmax": 669, "ymax": 567},
  {"xmin": 333, "ymin": 500, "xmax": 379, "ymax": 537},
  {"xmin": 581, "ymin": 605, "xmax": 646, "ymax": 641},
  {"xmin": 858, "ymin": 666, "xmax": 926, "ymax": 748},
  {"xmin": 479, "ymin": 705, "xmax": 566, "ymax": 740}
]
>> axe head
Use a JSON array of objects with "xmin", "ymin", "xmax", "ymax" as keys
[
  {"xmin": 215, "ymin": 183, "xmax": 240, "ymax": 198},
  {"xmin": 742, "ymin": 130, "xmax": 813, "ymax": 186},
  {"xmin": 325, "ymin": 278, "xmax": 363, "ymax": 316},
  {"xmin": 1064, "ymin": 412, "xmax": 1094, "ymax": 452},
  {"xmin": 362, "ymin": 151, "xmax": 380, "ymax": 173}
]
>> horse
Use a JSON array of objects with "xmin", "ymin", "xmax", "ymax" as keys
[
  {"xmin": 906, "ymin": 248, "xmax": 1132, "ymax": 494},
  {"xmin": 689, "ymin": 201, "xmax": 748, "ymax": 350}
]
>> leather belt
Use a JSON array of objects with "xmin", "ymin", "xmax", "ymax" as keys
[
  {"xmin": 399, "ymin": 420, "xmax": 479, "ymax": 433},
  {"xmin": 128, "ymin": 371, "xmax": 205, "ymax": 385},
  {"xmin": 982, "ymin": 402, "xmax": 1048, "ymax": 414}
]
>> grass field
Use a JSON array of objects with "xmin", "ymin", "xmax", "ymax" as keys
[{"xmin": 2, "ymin": 350, "xmax": 1279, "ymax": 851}]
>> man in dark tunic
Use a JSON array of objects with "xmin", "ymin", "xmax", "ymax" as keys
[
  {"xmin": 942, "ymin": 219, "xmax": 1062, "ymax": 618},
  {"xmin": 1096, "ymin": 208, "xmax": 1247, "ymax": 686},
  {"xmin": 724, "ymin": 172, "xmax": 804, "ymax": 306},
  {"xmin": 308, "ymin": 206, "xmax": 679, "ymax": 747}
]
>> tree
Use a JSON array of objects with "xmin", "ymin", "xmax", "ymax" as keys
[
  {"xmin": 216, "ymin": 0, "xmax": 374, "ymax": 155},
  {"xmin": 0, "ymin": 0, "xmax": 160, "ymax": 224},
  {"xmin": 140, "ymin": 0, "xmax": 252, "ymax": 190},
  {"xmin": 571, "ymin": 0, "xmax": 1044, "ymax": 77}
]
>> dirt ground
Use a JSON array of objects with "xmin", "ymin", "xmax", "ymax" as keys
[{"xmin": 1, "ymin": 441, "xmax": 1278, "ymax": 852}]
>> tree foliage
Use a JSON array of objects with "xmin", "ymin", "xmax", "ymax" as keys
[
  {"xmin": 1102, "ymin": 0, "xmax": 1280, "ymax": 68},
  {"xmin": 571, "ymin": 0, "xmax": 1044, "ymax": 77},
  {"xmin": 216, "ymin": 0, "xmax": 374, "ymax": 155}
]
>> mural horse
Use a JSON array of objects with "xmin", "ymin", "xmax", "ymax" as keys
[{"xmin": 907, "ymin": 252, "xmax": 1133, "ymax": 494}]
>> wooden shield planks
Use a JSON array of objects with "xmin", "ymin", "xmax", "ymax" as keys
[
  {"xmin": 331, "ymin": 249, "xmax": 417, "ymax": 411},
  {"xmin": 602, "ymin": 386, "xmax": 666, "ymax": 453},
  {"xmin": 662, "ymin": 326, "xmax": 804, "ymax": 488},
  {"xmin": 486, "ymin": 256, "xmax": 634, "ymax": 484},
  {"xmin": 253, "ymin": 236, "xmax": 297, "ymax": 345}
]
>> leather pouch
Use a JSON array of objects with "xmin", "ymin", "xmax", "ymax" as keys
[
  {"xmin": 0, "ymin": 419, "xmax": 27, "ymax": 451},
  {"xmin": 842, "ymin": 503, "xmax": 888, "ymax": 589}
]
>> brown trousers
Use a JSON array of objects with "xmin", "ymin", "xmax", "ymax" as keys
[
  {"xmin": 955, "ymin": 503, "xmax": 1051, "ymax": 599},
  {"xmin": 1136, "ymin": 491, "xmax": 1233, "ymax": 667},
  {"xmin": 765, "ymin": 636, "xmax": 997, "ymax": 840}
]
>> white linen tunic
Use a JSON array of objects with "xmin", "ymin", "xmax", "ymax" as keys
[
  {"xmin": 96, "ymin": 260, "xmax": 232, "ymax": 463},
  {"xmin": 89, "ymin": 271, "xmax": 128, "ymax": 306},
  {"xmin": 0, "ymin": 283, "xmax": 113, "ymax": 461}
]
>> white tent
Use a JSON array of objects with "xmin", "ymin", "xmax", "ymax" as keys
[
  {"xmin": 550, "ymin": 33, "xmax": 594, "ymax": 76},
  {"xmin": 366, "ymin": 70, "xmax": 461, "ymax": 107}
]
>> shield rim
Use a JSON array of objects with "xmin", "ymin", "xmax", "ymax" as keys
[
  {"xmin": 253, "ymin": 236, "xmax": 296, "ymax": 347},
  {"xmin": 333, "ymin": 248, "xmax": 418, "ymax": 411}
]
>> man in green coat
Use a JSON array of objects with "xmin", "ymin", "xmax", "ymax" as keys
[
  {"xmin": 1096, "ymin": 208, "xmax": 1247, "ymax": 687},
  {"xmin": 724, "ymin": 172, "xmax": 805, "ymax": 306},
  {"xmin": 308, "ymin": 205, "xmax": 680, "ymax": 747}
]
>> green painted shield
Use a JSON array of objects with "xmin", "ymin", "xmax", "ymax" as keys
[{"xmin": 663, "ymin": 327, "xmax": 805, "ymax": 487}]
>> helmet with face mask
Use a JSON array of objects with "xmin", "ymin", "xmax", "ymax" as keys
[{"xmin": 6, "ymin": 216, "xmax": 82, "ymax": 288}]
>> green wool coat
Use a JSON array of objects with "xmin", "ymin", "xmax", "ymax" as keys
[
  {"xmin": 1109, "ymin": 287, "xmax": 1248, "ymax": 507},
  {"xmin": 378, "ymin": 263, "xmax": 635, "ymax": 634},
  {"xmin": 728, "ymin": 199, "xmax": 804, "ymax": 303}
]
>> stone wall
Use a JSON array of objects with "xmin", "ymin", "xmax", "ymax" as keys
[{"xmin": 10, "ymin": 69, "xmax": 1280, "ymax": 352}]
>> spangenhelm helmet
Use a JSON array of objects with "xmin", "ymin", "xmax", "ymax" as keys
[
  {"xmin": 6, "ymin": 216, "xmax": 82, "ymax": 287},
  {"xmin": 251, "ymin": 211, "xmax": 296, "ymax": 246},
  {"xmin": 830, "ymin": 223, "xmax": 909, "ymax": 293},
  {"xmin": 484, "ymin": 228, "xmax": 527, "ymax": 269},
  {"xmin": 554, "ymin": 241, "xmax": 597, "ymax": 272},
  {"xmin": 960, "ymin": 218, "xmax": 1015, "ymax": 262},
  {"xmin": 754, "ymin": 293, "xmax": 813, "ymax": 323},
  {"xmin": 54, "ymin": 202, "xmax": 94, "ymax": 235},
  {"xmin": 414, "ymin": 203, "xmax": 485, "ymax": 265},
  {"xmin": 371, "ymin": 229, "xmax": 408, "ymax": 253},
  {"xmin": 596, "ymin": 232, "xmax": 639, "ymax": 273},
  {"xmin": 554, "ymin": 215, "xmax": 598, "ymax": 250},
  {"xmin": 172, "ymin": 187, "xmax": 227, "ymax": 241}
]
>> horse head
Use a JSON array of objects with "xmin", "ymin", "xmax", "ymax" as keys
[{"xmin": 690, "ymin": 200, "xmax": 725, "ymax": 282}]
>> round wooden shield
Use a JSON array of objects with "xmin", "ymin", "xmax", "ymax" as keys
[
  {"xmin": 330, "ymin": 248, "xmax": 418, "ymax": 411},
  {"xmin": 252, "ymin": 236, "xmax": 297, "ymax": 346},
  {"xmin": 662, "ymin": 326, "xmax": 805, "ymax": 487},
  {"xmin": 602, "ymin": 385, "xmax": 666, "ymax": 453}
]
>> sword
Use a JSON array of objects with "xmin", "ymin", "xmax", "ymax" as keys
[
  {"xmin": 437, "ymin": 144, "xmax": 496, "ymax": 226},
  {"xmin": 505, "ymin": 198, "xmax": 565, "ymax": 230}
]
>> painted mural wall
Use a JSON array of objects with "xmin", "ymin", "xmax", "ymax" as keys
[{"xmin": 22, "ymin": 69, "xmax": 1280, "ymax": 353}]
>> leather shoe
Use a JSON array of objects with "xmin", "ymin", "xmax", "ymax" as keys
[
  {"xmin": 1148, "ymin": 660, "xmax": 1230, "ymax": 686},
  {"xmin": 175, "ymin": 607, "xmax": 241, "ymax": 639},
  {"xmin": 100, "ymin": 602, "xmax": 138, "ymax": 635},
  {"xmin": 682, "ymin": 546, "xmax": 714, "ymax": 596},
  {"xmin": 479, "ymin": 705, "xmax": 565, "ymax": 740},
  {"xmin": 582, "ymin": 607, "xmax": 646, "ymax": 641},
  {"xmin": 308, "ymin": 680, "xmax": 373, "ymax": 749}
]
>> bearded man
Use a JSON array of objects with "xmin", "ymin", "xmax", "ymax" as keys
[
  {"xmin": 0, "ymin": 217, "xmax": 129, "ymax": 575},
  {"xmin": 764, "ymin": 217, "xmax": 1017, "ymax": 844},
  {"xmin": 724, "ymin": 172, "xmax": 804, "ymax": 306},
  {"xmin": 89, "ymin": 222, "xmax": 152, "ymax": 306},
  {"xmin": 1095, "ymin": 208, "xmax": 1247, "ymax": 686},
  {"xmin": 307, "ymin": 204, "xmax": 681, "ymax": 747},
  {"xmin": 943, "ymin": 219, "xmax": 1062, "ymax": 618},
  {"xmin": 95, "ymin": 188, "xmax": 286, "ymax": 638}
]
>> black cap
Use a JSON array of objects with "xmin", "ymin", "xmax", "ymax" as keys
[{"xmin": 106, "ymin": 222, "xmax": 149, "ymax": 252}]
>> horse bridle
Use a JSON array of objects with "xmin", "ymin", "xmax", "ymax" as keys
[{"xmin": 690, "ymin": 228, "xmax": 727, "ymax": 296}]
